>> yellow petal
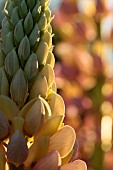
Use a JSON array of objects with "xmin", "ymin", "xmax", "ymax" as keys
[
  {"xmin": 20, "ymin": 98, "xmax": 38, "ymax": 117},
  {"xmin": 49, "ymin": 125, "xmax": 76, "ymax": 158},
  {"xmin": 39, "ymin": 96, "xmax": 52, "ymax": 118},
  {"xmin": 40, "ymin": 64, "xmax": 55, "ymax": 88},
  {"xmin": 46, "ymin": 90, "xmax": 65, "ymax": 116},
  {"xmin": 24, "ymin": 99, "xmax": 45, "ymax": 136},
  {"xmin": 62, "ymin": 140, "xmax": 78, "ymax": 165},
  {"xmin": 29, "ymin": 75, "xmax": 48, "ymax": 100},
  {"xmin": 37, "ymin": 115, "xmax": 64, "ymax": 137},
  {"xmin": 60, "ymin": 160, "xmax": 87, "ymax": 170}
]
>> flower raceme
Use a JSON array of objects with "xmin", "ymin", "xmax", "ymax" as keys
[{"xmin": 0, "ymin": 0, "xmax": 87, "ymax": 169}]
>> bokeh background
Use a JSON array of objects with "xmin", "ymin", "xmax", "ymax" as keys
[
  {"xmin": 50, "ymin": 0, "xmax": 113, "ymax": 170},
  {"xmin": 0, "ymin": 0, "xmax": 113, "ymax": 170}
]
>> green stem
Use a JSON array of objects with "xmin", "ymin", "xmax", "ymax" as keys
[{"xmin": 9, "ymin": 164, "xmax": 24, "ymax": 170}]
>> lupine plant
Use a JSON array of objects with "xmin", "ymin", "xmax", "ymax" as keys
[{"xmin": 0, "ymin": 0, "xmax": 87, "ymax": 170}]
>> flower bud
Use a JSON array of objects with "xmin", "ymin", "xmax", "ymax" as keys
[
  {"xmin": 12, "ymin": 116, "xmax": 24, "ymax": 134},
  {"xmin": 24, "ymin": 11, "xmax": 33, "ymax": 35},
  {"xmin": 29, "ymin": 75, "xmax": 48, "ymax": 100},
  {"xmin": 27, "ymin": 0, "xmax": 35, "ymax": 10},
  {"xmin": 32, "ymin": 2, "xmax": 41, "ymax": 22},
  {"xmin": 0, "ymin": 111, "xmax": 10, "ymax": 140},
  {"xmin": 7, "ymin": 130, "xmax": 28, "ymax": 167},
  {"xmin": 18, "ymin": 36, "xmax": 30, "ymax": 68},
  {"xmin": 0, "ymin": 95, "xmax": 19, "ymax": 121},
  {"xmin": 0, "ymin": 67, "xmax": 9, "ymax": 96},
  {"xmin": 46, "ymin": 90, "xmax": 65, "ymax": 116},
  {"xmin": 0, "ymin": 50, "xmax": 5, "ymax": 68},
  {"xmin": 38, "ymin": 13, "xmax": 47, "ymax": 31},
  {"xmin": 40, "ymin": 64, "xmax": 55, "ymax": 88},
  {"xmin": 19, "ymin": 0, "xmax": 28, "ymax": 19},
  {"xmin": 14, "ymin": 20, "xmax": 24, "ymax": 44},
  {"xmin": 36, "ymin": 40, "xmax": 48, "ymax": 65},
  {"xmin": 37, "ymin": 115, "xmax": 64, "ymax": 137},
  {"xmin": 11, "ymin": 7, "xmax": 20, "ymax": 27},
  {"xmin": 29, "ymin": 23, "xmax": 40, "ymax": 47},
  {"xmin": 10, "ymin": 69, "xmax": 28, "ymax": 108},
  {"xmin": 2, "ymin": 31, "xmax": 14, "ymax": 55},
  {"xmin": 5, "ymin": 1, "xmax": 15, "ymax": 17},
  {"xmin": 46, "ymin": 52, "xmax": 55, "ymax": 68},
  {"xmin": 1, "ymin": 20, "xmax": 11, "ymax": 40},
  {"xmin": 5, "ymin": 48, "xmax": 19, "ymax": 78},
  {"xmin": 42, "ymin": 30, "xmax": 52, "ymax": 48},
  {"xmin": 24, "ymin": 99, "xmax": 45, "ymax": 136},
  {"xmin": 24, "ymin": 53, "xmax": 38, "ymax": 82}
]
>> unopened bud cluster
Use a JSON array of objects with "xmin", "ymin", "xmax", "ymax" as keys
[{"xmin": 0, "ymin": 0, "xmax": 78, "ymax": 169}]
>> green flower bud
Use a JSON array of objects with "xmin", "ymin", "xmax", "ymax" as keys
[
  {"xmin": 27, "ymin": 0, "xmax": 35, "ymax": 10},
  {"xmin": 10, "ymin": 69, "xmax": 28, "ymax": 108},
  {"xmin": 19, "ymin": 0, "xmax": 28, "ymax": 19},
  {"xmin": 18, "ymin": 36, "xmax": 30, "ymax": 68},
  {"xmin": 24, "ymin": 11, "xmax": 33, "ymax": 35},
  {"xmin": 14, "ymin": 0, "xmax": 22, "ymax": 5},
  {"xmin": 2, "ymin": 31, "xmax": 14, "ymax": 55},
  {"xmin": 29, "ymin": 23, "xmax": 40, "ymax": 47},
  {"xmin": 32, "ymin": 2, "xmax": 41, "ymax": 22},
  {"xmin": 5, "ymin": 48, "xmax": 19, "ymax": 78},
  {"xmin": 0, "ymin": 67, "xmax": 9, "ymax": 96},
  {"xmin": 1, "ymin": 20, "xmax": 11, "ymax": 40},
  {"xmin": 11, "ymin": 7, "xmax": 20, "ymax": 27},
  {"xmin": 5, "ymin": 1, "xmax": 15, "ymax": 17},
  {"xmin": 0, "ymin": 50, "xmax": 5, "ymax": 68},
  {"xmin": 24, "ymin": 53, "xmax": 38, "ymax": 82},
  {"xmin": 14, "ymin": 20, "xmax": 24, "ymax": 44}
]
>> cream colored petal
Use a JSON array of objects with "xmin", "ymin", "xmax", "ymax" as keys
[
  {"xmin": 46, "ymin": 90, "xmax": 65, "ymax": 116},
  {"xmin": 60, "ymin": 160, "xmax": 87, "ymax": 170},
  {"xmin": 49, "ymin": 125, "xmax": 76, "ymax": 158},
  {"xmin": 32, "ymin": 151, "xmax": 61, "ymax": 170},
  {"xmin": 39, "ymin": 64, "xmax": 55, "ymax": 88},
  {"xmin": 37, "ymin": 115, "xmax": 64, "ymax": 137},
  {"xmin": 62, "ymin": 140, "xmax": 78, "ymax": 165},
  {"xmin": 20, "ymin": 98, "xmax": 38, "ymax": 117}
]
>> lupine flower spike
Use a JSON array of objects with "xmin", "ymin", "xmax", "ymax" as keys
[{"xmin": 0, "ymin": 0, "xmax": 87, "ymax": 169}]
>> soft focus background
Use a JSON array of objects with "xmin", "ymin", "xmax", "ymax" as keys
[
  {"xmin": 50, "ymin": 0, "xmax": 113, "ymax": 170},
  {"xmin": 0, "ymin": 0, "xmax": 113, "ymax": 170}
]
